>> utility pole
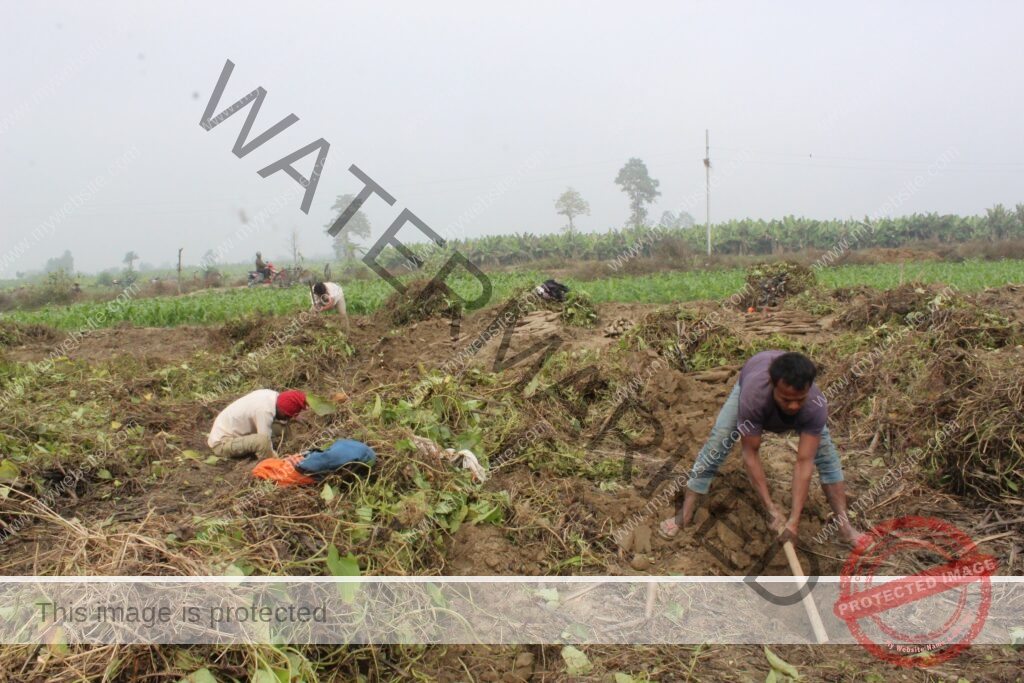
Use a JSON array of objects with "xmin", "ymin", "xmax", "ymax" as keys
[
  {"xmin": 703, "ymin": 129, "xmax": 711, "ymax": 257},
  {"xmin": 176, "ymin": 248, "xmax": 183, "ymax": 295}
]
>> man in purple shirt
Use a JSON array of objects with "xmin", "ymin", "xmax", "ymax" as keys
[{"xmin": 660, "ymin": 351, "xmax": 864, "ymax": 545}]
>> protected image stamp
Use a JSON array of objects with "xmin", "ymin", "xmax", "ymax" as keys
[{"xmin": 833, "ymin": 516, "xmax": 997, "ymax": 667}]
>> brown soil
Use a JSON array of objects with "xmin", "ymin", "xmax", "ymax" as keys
[
  {"xmin": 2, "ymin": 285, "xmax": 1023, "ymax": 681},
  {"xmin": 5, "ymin": 292, "xmax": 1021, "ymax": 576},
  {"xmin": 5, "ymin": 324, "xmax": 218, "ymax": 365}
]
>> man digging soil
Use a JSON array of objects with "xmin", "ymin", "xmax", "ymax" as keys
[
  {"xmin": 660, "ymin": 351, "xmax": 865, "ymax": 546},
  {"xmin": 207, "ymin": 389, "xmax": 308, "ymax": 459}
]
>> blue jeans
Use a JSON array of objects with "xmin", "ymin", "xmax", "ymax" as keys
[{"xmin": 685, "ymin": 381, "xmax": 844, "ymax": 494}]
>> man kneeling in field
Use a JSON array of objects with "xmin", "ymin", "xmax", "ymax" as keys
[
  {"xmin": 207, "ymin": 389, "xmax": 308, "ymax": 459},
  {"xmin": 660, "ymin": 351, "xmax": 865, "ymax": 545},
  {"xmin": 311, "ymin": 281, "xmax": 349, "ymax": 334}
]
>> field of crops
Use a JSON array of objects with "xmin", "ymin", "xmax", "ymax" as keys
[
  {"xmin": 3, "ymin": 256, "xmax": 1023, "ymax": 682},
  {"xmin": 4, "ymin": 259, "xmax": 1024, "ymax": 331}
]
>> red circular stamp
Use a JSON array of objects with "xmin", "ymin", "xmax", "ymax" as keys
[{"xmin": 833, "ymin": 516, "xmax": 997, "ymax": 667}]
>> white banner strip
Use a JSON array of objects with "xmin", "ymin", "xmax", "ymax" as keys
[{"xmin": 1, "ymin": 578, "xmax": 1020, "ymax": 645}]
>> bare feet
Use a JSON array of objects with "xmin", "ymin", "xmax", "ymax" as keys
[
  {"xmin": 841, "ymin": 528, "xmax": 867, "ymax": 546},
  {"xmin": 676, "ymin": 487, "xmax": 702, "ymax": 528},
  {"xmin": 660, "ymin": 489, "xmax": 703, "ymax": 541},
  {"xmin": 821, "ymin": 482, "xmax": 867, "ymax": 546}
]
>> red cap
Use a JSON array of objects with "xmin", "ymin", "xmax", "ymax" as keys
[{"xmin": 276, "ymin": 390, "xmax": 308, "ymax": 418}]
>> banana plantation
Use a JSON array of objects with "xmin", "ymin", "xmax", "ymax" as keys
[{"xmin": 368, "ymin": 203, "xmax": 1024, "ymax": 269}]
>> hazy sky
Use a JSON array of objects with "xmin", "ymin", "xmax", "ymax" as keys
[{"xmin": 2, "ymin": 1, "xmax": 1023, "ymax": 274}]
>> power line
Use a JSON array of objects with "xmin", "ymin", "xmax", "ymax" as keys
[
  {"xmin": 715, "ymin": 145, "xmax": 1024, "ymax": 168},
  {"xmin": 739, "ymin": 160, "xmax": 1024, "ymax": 173}
]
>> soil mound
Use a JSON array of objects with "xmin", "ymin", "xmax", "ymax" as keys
[
  {"xmin": 0, "ymin": 321, "xmax": 59, "ymax": 347},
  {"xmin": 744, "ymin": 261, "xmax": 816, "ymax": 307},
  {"xmin": 378, "ymin": 279, "xmax": 462, "ymax": 328},
  {"xmin": 835, "ymin": 282, "xmax": 938, "ymax": 329}
]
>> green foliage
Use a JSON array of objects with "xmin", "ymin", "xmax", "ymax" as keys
[
  {"xmin": 40, "ymin": 269, "xmax": 77, "ymax": 306},
  {"xmin": 615, "ymin": 157, "xmax": 661, "ymax": 228},
  {"xmin": 689, "ymin": 332, "xmax": 745, "ymax": 370},
  {"xmin": 555, "ymin": 187, "xmax": 590, "ymax": 233},
  {"xmin": 325, "ymin": 193, "xmax": 372, "ymax": 264},
  {"xmin": 658, "ymin": 209, "xmax": 695, "ymax": 229},
  {"xmin": 763, "ymin": 646, "xmax": 802, "ymax": 682},
  {"xmin": 745, "ymin": 261, "xmax": 816, "ymax": 307},
  {"xmin": 379, "ymin": 372, "xmax": 484, "ymax": 448},
  {"xmin": 44, "ymin": 249, "xmax": 74, "ymax": 274},
  {"xmin": 559, "ymin": 290, "xmax": 598, "ymax": 327},
  {"xmin": 5, "ymin": 260, "xmax": 1024, "ymax": 330},
  {"xmin": 366, "ymin": 204, "xmax": 1024, "ymax": 266},
  {"xmin": 123, "ymin": 251, "xmax": 139, "ymax": 272}
]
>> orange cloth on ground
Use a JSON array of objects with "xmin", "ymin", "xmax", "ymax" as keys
[{"xmin": 252, "ymin": 454, "xmax": 315, "ymax": 487}]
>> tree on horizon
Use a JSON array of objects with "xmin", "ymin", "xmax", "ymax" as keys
[{"xmin": 615, "ymin": 158, "xmax": 661, "ymax": 228}]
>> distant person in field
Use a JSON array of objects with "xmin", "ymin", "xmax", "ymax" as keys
[
  {"xmin": 255, "ymin": 251, "xmax": 272, "ymax": 280},
  {"xmin": 311, "ymin": 281, "xmax": 349, "ymax": 334},
  {"xmin": 207, "ymin": 389, "xmax": 308, "ymax": 459},
  {"xmin": 659, "ymin": 351, "xmax": 865, "ymax": 546}
]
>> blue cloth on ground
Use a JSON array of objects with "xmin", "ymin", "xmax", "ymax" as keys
[{"xmin": 296, "ymin": 439, "xmax": 376, "ymax": 478}]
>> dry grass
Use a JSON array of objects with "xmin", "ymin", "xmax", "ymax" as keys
[{"xmin": 3, "ymin": 277, "xmax": 1024, "ymax": 681}]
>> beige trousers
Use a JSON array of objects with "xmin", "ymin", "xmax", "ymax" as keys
[{"xmin": 212, "ymin": 434, "xmax": 274, "ymax": 459}]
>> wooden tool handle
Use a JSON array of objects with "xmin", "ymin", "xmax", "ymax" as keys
[
  {"xmin": 782, "ymin": 539, "xmax": 805, "ymax": 577},
  {"xmin": 783, "ymin": 540, "xmax": 829, "ymax": 644}
]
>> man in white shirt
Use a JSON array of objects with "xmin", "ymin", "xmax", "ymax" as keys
[
  {"xmin": 207, "ymin": 389, "xmax": 308, "ymax": 458},
  {"xmin": 311, "ymin": 281, "xmax": 349, "ymax": 334}
]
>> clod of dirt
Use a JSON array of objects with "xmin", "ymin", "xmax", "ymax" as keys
[
  {"xmin": 603, "ymin": 317, "xmax": 632, "ymax": 337},
  {"xmin": 513, "ymin": 652, "xmax": 534, "ymax": 670},
  {"xmin": 511, "ymin": 652, "xmax": 535, "ymax": 679}
]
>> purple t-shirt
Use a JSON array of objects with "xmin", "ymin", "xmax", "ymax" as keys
[{"xmin": 737, "ymin": 351, "xmax": 827, "ymax": 437}]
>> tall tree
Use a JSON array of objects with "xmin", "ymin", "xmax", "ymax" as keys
[
  {"xmin": 122, "ymin": 251, "xmax": 139, "ymax": 272},
  {"xmin": 44, "ymin": 249, "xmax": 74, "ymax": 274},
  {"xmin": 324, "ymin": 194, "xmax": 372, "ymax": 264},
  {"xmin": 555, "ymin": 187, "xmax": 590, "ymax": 233},
  {"xmin": 615, "ymin": 158, "xmax": 661, "ymax": 228}
]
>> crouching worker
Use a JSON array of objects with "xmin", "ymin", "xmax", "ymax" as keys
[
  {"xmin": 311, "ymin": 281, "xmax": 349, "ymax": 334},
  {"xmin": 253, "ymin": 439, "xmax": 376, "ymax": 487},
  {"xmin": 659, "ymin": 351, "xmax": 865, "ymax": 546},
  {"xmin": 207, "ymin": 389, "xmax": 308, "ymax": 459}
]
